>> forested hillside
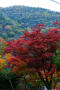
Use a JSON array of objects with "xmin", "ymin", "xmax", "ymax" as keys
[
  {"xmin": 0, "ymin": 6, "xmax": 60, "ymax": 89},
  {"xmin": 0, "ymin": 6, "xmax": 60, "ymax": 40}
]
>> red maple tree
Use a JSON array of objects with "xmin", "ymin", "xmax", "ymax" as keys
[{"xmin": 5, "ymin": 24, "xmax": 60, "ymax": 90}]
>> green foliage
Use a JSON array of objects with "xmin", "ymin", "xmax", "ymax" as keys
[
  {"xmin": 0, "ymin": 12, "xmax": 25, "ymax": 40},
  {"xmin": 0, "ymin": 6, "xmax": 60, "ymax": 40},
  {"xmin": 0, "ymin": 38, "xmax": 7, "ymax": 55},
  {"xmin": 52, "ymin": 50, "xmax": 60, "ymax": 71},
  {"xmin": 8, "ymin": 31, "xmax": 15, "ymax": 37},
  {"xmin": 1, "ymin": 32, "xmax": 8, "ymax": 38}
]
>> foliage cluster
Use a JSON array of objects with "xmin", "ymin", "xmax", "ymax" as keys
[
  {"xmin": 0, "ymin": 22, "xmax": 60, "ymax": 89},
  {"xmin": 3, "ymin": 23, "xmax": 60, "ymax": 89}
]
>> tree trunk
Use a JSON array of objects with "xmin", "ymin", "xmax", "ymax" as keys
[
  {"xmin": 38, "ymin": 72, "xmax": 53, "ymax": 90},
  {"xmin": 46, "ymin": 83, "xmax": 52, "ymax": 90}
]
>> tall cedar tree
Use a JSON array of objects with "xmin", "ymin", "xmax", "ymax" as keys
[{"xmin": 5, "ymin": 24, "xmax": 60, "ymax": 90}]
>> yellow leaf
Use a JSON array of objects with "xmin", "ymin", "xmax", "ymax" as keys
[{"xmin": 0, "ymin": 58, "xmax": 5, "ymax": 63}]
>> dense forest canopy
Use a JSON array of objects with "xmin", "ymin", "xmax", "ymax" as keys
[
  {"xmin": 0, "ymin": 5, "xmax": 60, "ymax": 89},
  {"xmin": 0, "ymin": 6, "xmax": 60, "ymax": 40}
]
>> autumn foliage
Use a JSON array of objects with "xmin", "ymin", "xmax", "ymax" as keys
[{"xmin": 4, "ymin": 24, "xmax": 60, "ymax": 89}]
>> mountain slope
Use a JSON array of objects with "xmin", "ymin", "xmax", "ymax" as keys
[
  {"xmin": 0, "ymin": 10, "xmax": 24, "ymax": 40},
  {"xmin": 2, "ymin": 6, "xmax": 60, "ymax": 28},
  {"xmin": 0, "ymin": 6, "xmax": 60, "ymax": 40}
]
